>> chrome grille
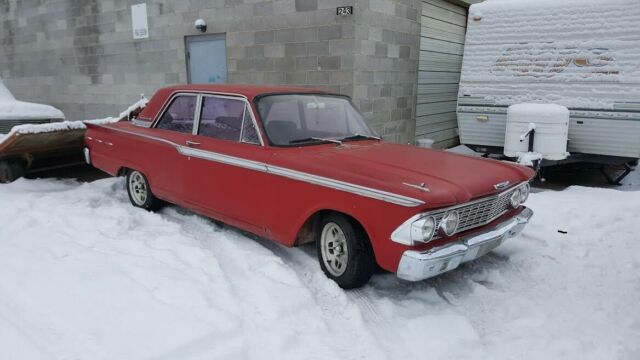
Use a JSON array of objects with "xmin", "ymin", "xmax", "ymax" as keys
[
  {"xmin": 0, "ymin": 119, "xmax": 52, "ymax": 134},
  {"xmin": 433, "ymin": 186, "xmax": 519, "ymax": 236}
]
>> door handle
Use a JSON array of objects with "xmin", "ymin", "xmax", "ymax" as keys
[{"xmin": 186, "ymin": 140, "xmax": 201, "ymax": 147}]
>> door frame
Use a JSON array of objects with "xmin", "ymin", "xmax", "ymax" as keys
[{"xmin": 184, "ymin": 33, "xmax": 228, "ymax": 84}]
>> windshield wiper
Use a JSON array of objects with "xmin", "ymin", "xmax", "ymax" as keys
[
  {"xmin": 340, "ymin": 133, "xmax": 382, "ymax": 142},
  {"xmin": 289, "ymin": 137, "xmax": 343, "ymax": 145}
]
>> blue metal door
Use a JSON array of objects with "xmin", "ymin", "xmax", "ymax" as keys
[{"xmin": 186, "ymin": 34, "xmax": 227, "ymax": 84}]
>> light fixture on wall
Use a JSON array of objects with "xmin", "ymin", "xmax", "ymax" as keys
[{"xmin": 195, "ymin": 18, "xmax": 207, "ymax": 33}]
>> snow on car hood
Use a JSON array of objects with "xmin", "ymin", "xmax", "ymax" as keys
[{"xmin": 0, "ymin": 80, "xmax": 64, "ymax": 121}]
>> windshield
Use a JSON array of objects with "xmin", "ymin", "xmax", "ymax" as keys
[{"xmin": 256, "ymin": 94, "xmax": 378, "ymax": 146}]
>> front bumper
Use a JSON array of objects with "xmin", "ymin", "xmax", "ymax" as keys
[{"xmin": 396, "ymin": 207, "xmax": 533, "ymax": 281}]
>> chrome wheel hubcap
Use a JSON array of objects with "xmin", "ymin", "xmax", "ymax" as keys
[
  {"xmin": 320, "ymin": 222, "xmax": 349, "ymax": 277},
  {"xmin": 129, "ymin": 171, "xmax": 148, "ymax": 205}
]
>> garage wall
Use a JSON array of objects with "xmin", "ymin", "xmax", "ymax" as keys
[{"xmin": 415, "ymin": 0, "xmax": 467, "ymax": 148}]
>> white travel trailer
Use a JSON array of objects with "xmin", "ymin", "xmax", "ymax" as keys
[{"xmin": 457, "ymin": 0, "xmax": 640, "ymax": 168}]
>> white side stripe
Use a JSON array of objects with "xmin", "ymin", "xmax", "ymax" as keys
[{"xmin": 94, "ymin": 124, "xmax": 426, "ymax": 207}]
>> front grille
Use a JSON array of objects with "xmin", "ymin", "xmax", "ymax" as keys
[
  {"xmin": 0, "ymin": 119, "xmax": 52, "ymax": 134},
  {"xmin": 432, "ymin": 186, "xmax": 519, "ymax": 237}
]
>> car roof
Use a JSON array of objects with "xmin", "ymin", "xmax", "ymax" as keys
[
  {"xmin": 138, "ymin": 84, "xmax": 336, "ymax": 122},
  {"xmin": 158, "ymin": 84, "xmax": 331, "ymax": 100}
]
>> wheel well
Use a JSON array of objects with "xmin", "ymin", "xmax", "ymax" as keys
[
  {"xmin": 117, "ymin": 167, "xmax": 130, "ymax": 177},
  {"xmin": 294, "ymin": 210, "xmax": 369, "ymax": 246}
]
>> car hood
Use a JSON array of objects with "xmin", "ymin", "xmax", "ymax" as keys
[{"xmin": 269, "ymin": 142, "xmax": 534, "ymax": 208}]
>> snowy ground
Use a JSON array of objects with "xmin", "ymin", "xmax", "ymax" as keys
[{"xmin": 1, "ymin": 177, "xmax": 639, "ymax": 360}]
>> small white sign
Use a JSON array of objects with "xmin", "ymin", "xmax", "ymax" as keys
[{"xmin": 131, "ymin": 3, "xmax": 149, "ymax": 39}]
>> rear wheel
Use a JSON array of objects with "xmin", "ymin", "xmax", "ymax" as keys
[
  {"xmin": 126, "ymin": 170, "xmax": 163, "ymax": 211},
  {"xmin": 316, "ymin": 213, "xmax": 376, "ymax": 289},
  {"xmin": 0, "ymin": 159, "xmax": 25, "ymax": 184}
]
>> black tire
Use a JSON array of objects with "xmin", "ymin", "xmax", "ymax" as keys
[
  {"xmin": 316, "ymin": 213, "xmax": 376, "ymax": 289},
  {"xmin": 125, "ymin": 170, "xmax": 163, "ymax": 211},
  {"xmin": 0, "ymin": 159, "xmax": 25, "ymax": 184}
]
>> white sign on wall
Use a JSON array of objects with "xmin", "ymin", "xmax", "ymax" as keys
[{"xmin": 131, "ymin": 3, "xmax": 149, "ymax": 39}]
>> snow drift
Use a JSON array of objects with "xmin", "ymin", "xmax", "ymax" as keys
[{"xmin": 0, "ymin": 178, "xmax": 638, "ymax": 359}]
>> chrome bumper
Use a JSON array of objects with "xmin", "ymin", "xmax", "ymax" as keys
[{"xmin": 396, "ymin": 207, "xmax": 533, "ymax": 282}]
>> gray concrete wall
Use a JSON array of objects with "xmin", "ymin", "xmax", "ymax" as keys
[
  {"xmin": 0, "ymin": 0, "xmax": 420, "ymax": 143},
  {"xmin": 353, "ymin": 0, "xmax": 421, "ymax": 144}
]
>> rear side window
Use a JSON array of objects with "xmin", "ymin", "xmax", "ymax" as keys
[
  {"xmin": 198, "ymin": 96, "xmax": 261, "ymax": 144},
  {"xmin": 156, "ymin": 95, "xmax": 196, "ymax": 133}
]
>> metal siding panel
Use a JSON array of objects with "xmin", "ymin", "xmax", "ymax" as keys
[
  {"xmin": 417, "ymin": 101, "xmax": 458, "ymax": 117},
  {"xmin": 421, "ymin": 16, "xmax": 467, "ymax": 36},
  {"xmin": 420, "ymin": 26, "xmax": 466, "ymax": 44},
  {"xmin": 418, "ymin": 51, "xmax": 463, "ymax": 72},
  {"xmin": 415, "ymin": 0, "xmax": 467, "ymax": 145},
  {"xmin": 420, "ymin": 37, "xmax": 464, "ymax": 55},
  {"xmin": 457, "ymin": 112, "xmax": 507, "ymax": 146},
  {"xmin": 568, "ymin": 119, "xmax": 640, "ymax": 157},
  {"xmin": 457, "ymin": 108, "xmax": 640, "ymax": 158},
  {"xmin": 424, "ymin": 0, "xmax": 468, "ymax": 15},
  {"xmin": 418, "ymin": 71, "xmax": 461, "ymax": 84},
  {"xmin": 418, "ymin": 83, "xmax": 460, "ymax": 94},
  {"xmin": 416, "ymin": 119, "xmax": 458, "ymax": 135},
  {"xmin": 422, "ymin": 3, "xmax": 467, "ymax": 27},
  {"xmin": 417, "ymin": 92, "xmax": 458, "ymax": 103},
  {"xmin": 416, "ymin": 112, "xmax": 458, "ymax": 127}
]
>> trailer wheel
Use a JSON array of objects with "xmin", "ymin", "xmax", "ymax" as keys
[
  {"xmin": 126, "ymin": 170, "xmax": 163, "ymax": 211},
  {"xmin": 0, "ymin": 160, "xmax": 25, "ymax": 184}
]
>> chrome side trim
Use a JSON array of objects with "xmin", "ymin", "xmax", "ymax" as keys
[
  {"xmin": 267, "ymin": 166, "xmax": 425, "ymax": 207},
  {"xmin": 131, "ymin": 119, "xmax": 152, "ymax": 128},
  {"xmin": 177, "ymin": 146, "xmax": 268, "ymax": 172},
  {"xmin": 91, "ymin": 124, "xmax": 424, "ymax": 207}
]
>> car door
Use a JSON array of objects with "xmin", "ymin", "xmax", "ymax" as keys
[
  {"xmin": 183, "ymin": 94, "xmax": 268, "ymax": 234},
  {"xmin": 134, "ymin": 93, "xmax": 198, "ymax": 204}
]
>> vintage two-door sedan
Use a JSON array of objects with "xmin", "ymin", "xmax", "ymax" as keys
[{"xmin": 84, "ymin": 84, "xmax": 534, "ymax": 288}]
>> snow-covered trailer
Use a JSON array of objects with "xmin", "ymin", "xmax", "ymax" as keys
[{"xmin": 457, "ymin": 0, "xmax": 640, "ymax": 164}]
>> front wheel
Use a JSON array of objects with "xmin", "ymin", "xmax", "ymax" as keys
[
  {"xmin": 316, "ymin": 214, "xmax": 376, "ymax": 289},
  {"xmin": 126, "ymin": 170, "xmax": 163, "ymax": 211}
]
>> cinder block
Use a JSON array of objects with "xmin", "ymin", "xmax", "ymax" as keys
[
  {"xmin": 295, "ymin": 0, "xmax": 318, "ymax": 12},
  {"xmin": 318, "ymin": 25, "xmax": 342, "ymax": 40},
  {"xmin": 318, "ymin": 55, "xmax": 340, "ymax": 70},
  {"xmin": 264, "ymin": 43, "xmax": 285, "ymax": 58},
  {"xmin": 254, "ymin": 30, "xmax": 274, "ymax": 44},
  {"xmin": 295, "ymin": 56, "xmax": 318, "ymax": 71}
]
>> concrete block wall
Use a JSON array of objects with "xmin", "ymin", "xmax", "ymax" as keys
[
  {"xmin": 352, "ymin": 0, "xmax": 421, "ymax": 144},
  {"xmin": 0, "ymin": 0, "xmax": 421, "ymax": 143}
]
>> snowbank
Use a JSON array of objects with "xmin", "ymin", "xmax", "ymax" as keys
[
  {"xmin": 460, "ymin": 0, "xmax": 640, "ymax": 109},
  {"xmin": 0, "ymin": 178, "xmax": 638, "ymax": 359}
]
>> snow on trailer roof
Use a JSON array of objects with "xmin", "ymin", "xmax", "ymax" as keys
[
  {"xmin": 460, "ymin": 0, "xmax": 640, "ymax": 110},
  {"xmin": 0, "ymin": 80, "xmax": 64, "ymax": 121}
]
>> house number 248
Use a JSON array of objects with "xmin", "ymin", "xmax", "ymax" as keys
[{"xmin": 337, "ymin": 6, "xmax": 353, "ymax": 16}]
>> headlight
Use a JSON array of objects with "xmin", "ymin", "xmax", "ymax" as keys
[
  {"xmin": 411, "ymin": 216, "xmax": 436, "ymax": 243},
  {"xmin": 510, "ymin": 188, "xmax": 522, "ymax": 208},
  {"xmin": 439, "ymin": 210, "xmax": 459, "ymax": 236},
  {"xmin": 520, "ymin": 183, "xmax": 530, "ymax": 203}
]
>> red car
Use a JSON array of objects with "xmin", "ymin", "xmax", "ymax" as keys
[{"xmin": 84, "ymin": 84, "xmax": 534, "ymax": 288}]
